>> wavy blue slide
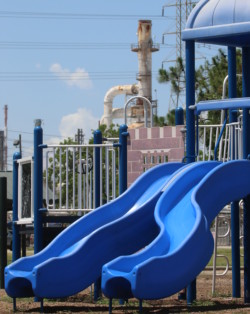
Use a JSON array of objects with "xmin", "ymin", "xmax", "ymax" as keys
[
  {"xmin": 102, "ymin": 160, "xmax": 250, "ymax": 300},
  {"xmin": 5, "ymin": 162, "xmax": 185, "ymax": 299}
]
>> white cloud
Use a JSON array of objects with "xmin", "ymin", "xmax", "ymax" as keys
[
  {"xmin": 59, "ymin": 108, "xmax": 99, "ymax": 141},
  {"xmin": 50, "ymin": 63, "xmax": 93, "ymax": 90}
]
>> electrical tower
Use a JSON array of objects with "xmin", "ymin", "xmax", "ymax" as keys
[
  {"xmin": 75, "ymin": 128, "xmax": 85, "ymax": 144},
  {"xmin": 162, "ymin": 1, "xmax": 198, "ymax": 109}
]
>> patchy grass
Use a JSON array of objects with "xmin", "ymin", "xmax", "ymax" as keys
[{"xmin": 207, "ymin": 247, "xmax": 244, "ymax": 267}]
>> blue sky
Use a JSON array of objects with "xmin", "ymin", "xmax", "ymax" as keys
[{"xmin": 0, "ymin": 0, "xmax": 219, "ymax": 167}]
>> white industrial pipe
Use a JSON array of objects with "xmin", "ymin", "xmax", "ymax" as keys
[{"xmin": 101, "ymin": 84, "xmax": 138, "ymax": 128}]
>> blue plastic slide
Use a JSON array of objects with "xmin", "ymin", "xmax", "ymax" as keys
[
  {"xmin": 102, "ymin": 160, "xmax": 250, "ymax": 300},
  {"xmin": 5, "ymin": 162, "xmax": 185, "ymax": 298}
]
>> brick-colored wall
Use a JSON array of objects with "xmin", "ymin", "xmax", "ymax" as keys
[{"xmin": 127, "ymin": 126, "xmax": 185, "ymax": 186}]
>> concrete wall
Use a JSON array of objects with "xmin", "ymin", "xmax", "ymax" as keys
[{"xmin": 127, "ymin": 126, "xmax": 185, "ymax": 186}]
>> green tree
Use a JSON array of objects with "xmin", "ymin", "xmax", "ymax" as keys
[
  {"xmin": 159, "ymin": 49, "xmax": 242, "ymax": 124},
  {"xmin": 196, "ymin": 49, "xmax": 242, "ymax": 124},
  {"xmin": 45, "ymin": 125, "xmax": 121, "ymax": 210},
  {"xmin": 158, "ymin": 57, "xmax": 185, "ymax": 107},
  {"xmin": 45, "ymin": 137, "xmax": 78, "ymax": 208},
  {"xmin": 89, "ymin": 123, "xmax": 120, "ymax": 144},
  {"xmin": 153, "ymin": 115, "xmax": 167, "ymax": 127}
]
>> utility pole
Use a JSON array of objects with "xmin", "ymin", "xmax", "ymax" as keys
[
  {"xmin": 13, "ymin": 134, "xmax": 22, "ymax": 156},
  {"xmin": 75, "ymin": 128, "xmax": 84, "ymax": 144}
]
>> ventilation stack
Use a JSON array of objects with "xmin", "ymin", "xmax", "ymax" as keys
[{"xmin": 131, "ymin": 20, "xmax": 159, "ymax": 125}]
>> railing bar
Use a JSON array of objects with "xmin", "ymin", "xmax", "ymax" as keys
[
  {"xmin": 59, "ymin": 148, "xmax": 62, "ymax": 209},
  {"xmin": 46, "ymin": 151, "xmax": 49, "ymax": 208},
  {"xmin": 100, "ymin": 148, "xmax": 103, "ymax": 206},
  {"xmin": 73, "ymin": 148, "xmax": 75, "ymax": 209},
  {"xmin": 66, "ymin": 147, "xmax": 69, "ymax": 209},
  {"xmin": 208, "ymin": 127, "xmax": 213, "ymax": 160},
  {"xmin": 106, "ymin": 147, "xmax": 109, "ymax": 203},
  {"xmin": 46, "ymin": 144, "xmax": 113, "ymax": 148},
  {"xmin": 223, "ymin": 125, "xmax": 228, "ymax": 161},
  {"xmin": 93, "ymin": 149, "xmax": 96, "ymax": 208},
  {"xmin": 78, "ymin": 147, "xmax": 82, "ymax": 209},
  {"xmin": 112, "ymin": 149, "xmax": 116, "ymax": 200},
  {"xmin": 53, "ymin": 147, "xmax": 56, "ymax": 209},
  {"xmin": 86, "ymin": 147, "xmax": 89, "ymax": 209},
  {"xmin": 202, "ymin": 127, "xmax": 206, "ymax": 161},
  {"xmin": 83, "ymin": 171, "xmax": 86, "ymax": 209},
  {"xmin": 90, "ymin": 163, "xmax": 93, "ymax": 209},
  {"xmin": 218, "ymin": 126, "xmax": 223, "ymax": 161}
]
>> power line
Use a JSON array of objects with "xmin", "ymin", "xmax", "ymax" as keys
[
  {"xmin": 0, "ymin": 70, "xmax": 160, "ymax": 82},
  {"xmin": 0, "ymin": 41, "xmax": 170, "ymax": 50},
  {"xmin": 8, "ymin": 129, "xmax": 64, "ymax": 138},
  {"xmin": 0, "ymin": 10, "xmax": 172, "ymax": 21}
]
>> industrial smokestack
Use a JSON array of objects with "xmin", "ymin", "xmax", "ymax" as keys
[
  {"xmin": 131, "ymin": 20, "xmax": 159, "ymax": 124},
  {"xmin": 132, "ymin": 20, "xmax": 159, "ymax": 100}
]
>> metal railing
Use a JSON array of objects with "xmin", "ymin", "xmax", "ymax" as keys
[
  {"xmin": 198, "ymin": 119, "xmax": 244, "ymax": 295},
  {"xmin": 198, "ymin": 121, "xmax": 243, "ymax": 162},
  {"xmin": 44, "ymin": 141, "xmax": 119, "ymax": 213}
]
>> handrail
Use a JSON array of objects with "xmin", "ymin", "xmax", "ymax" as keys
[
  {"xmin": 216, "ymin": 255, "xmax": 230, "ymax": 276},
  {"xmin": 124, "ymin": 95, "xmax": 153, "ymax": 127}
]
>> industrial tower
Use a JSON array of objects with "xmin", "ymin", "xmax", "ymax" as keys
[{"xmin": 162, "ymin": 0, "xmax": 198, "ymax": 109}]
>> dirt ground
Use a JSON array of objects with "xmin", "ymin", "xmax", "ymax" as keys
[{"xmin": 1, "ymin": 271, "xmax": 250, "ymax": 313}]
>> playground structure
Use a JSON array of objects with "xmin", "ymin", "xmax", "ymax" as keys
[{"xmin": 2, "ymin": 0, "xmax": 250, "ymax": 312}]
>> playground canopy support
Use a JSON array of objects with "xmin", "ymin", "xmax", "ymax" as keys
[{"xmin": 182, "ymin": 0, "xmax": 250, "ymax": 303}]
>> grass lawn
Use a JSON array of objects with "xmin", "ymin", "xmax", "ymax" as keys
[
  {"xmin": 7, "ymin": 247, "xmax": 34, "ymax": 265},
  {"xmin": 207, "ymin": 247, "xmax": 244, "ymax": 268},
  {"xmin": 7, "ymin": 247, "xmax": 244, "ymax": 268}
]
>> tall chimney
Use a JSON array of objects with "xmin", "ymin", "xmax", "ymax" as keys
[
  {"xmin": 131, "ymin": 20, "xmax": 159, "ymax": 123},
  {"xmin": 132, "ymin": 20, "xmax": 159, "ymax": 99}
]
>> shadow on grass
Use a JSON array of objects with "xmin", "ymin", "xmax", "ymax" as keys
[{"xmin": 20, "ymin": 301, "xmax": 250, "ymax": 313}]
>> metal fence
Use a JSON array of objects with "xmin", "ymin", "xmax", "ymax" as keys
[
  {"xmin": 198, "ymin": 119, "xmax": 244, "ymax": 294},
  {"xmin": 198, "ymin": 121, "xmax": 243, "ymax": 162},
  {"xmin": 44, "ymin": 141, "xmax": 119, "ymax": 213}
]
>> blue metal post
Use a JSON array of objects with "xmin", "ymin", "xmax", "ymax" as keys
[
  {"xmin": 94, "ymin": 130, "xmax": 102, "ymax": 208},
  {"xmin": 242, "ymin": 46, "xmax": 250, "ymax": 304},
  {"xmin": 185, "ymin": 40, "xmax": 196, "ymax": 164},
  {"xmin": 118, "ymin": 124, "xmax": 128, "ymax": 305},
  {"xmin": 0, "ymin": 177, "xmax": 7, "ymax": 288},
  {"xmin": 119, "ymin": 124, "xmax": 128, "ymax": 194},
  {"xmin": 34, "ymin": 120, "xmax": 43, "ymax": 254},
  {"xmin": 175, "ymin": 107, "xmax": 184, "ymax": 125},
  {"xmin": 228, "ymin": 46, "xmax": 241, "ymax": 298},
  {"xmin": 185, "ymin": 40, "xmax": 196, "ymax": 304},
  {"xmin": 12, "ymin": 152, "xmax": 21, "ymax": 261},
  {"xmin": 94, "ymin": 129, "xmax": 102, "ymax": 301}
]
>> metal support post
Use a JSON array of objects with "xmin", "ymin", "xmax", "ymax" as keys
[
  {"xmin": 185, "ymin": 40, "xmax": 196, "ymax": 164},
  {"xmin": 185, "ymin": 40, "xmax": 196, "ymax": 304},
  {"xmin": 109, "ymin": 298, "xmax": 112, "ymax": 314},
  {"xmin": 119, "ymin": 124, "xmax": 128, "ymax": 195},
  {"xmin": 34, "ymin": 120, "xmax": 43, "ymax": 254},
  {"xmin": 93, "ymin": 129, "xmax": 102, "ymax": 301},
  {"xmin": 228, "ymin": 46, "xmax": 241, "ymax": 298},
  {"xmin": 12, "ymin": 152, "xmax": 21, "ymax": 261},
  {"xmin": 0, "ymin": 177, "xmax": 7, "ymax": 288},
  {"xmin": 242, "ymin": 46, "xmax": 250, "ymax": 303}
]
